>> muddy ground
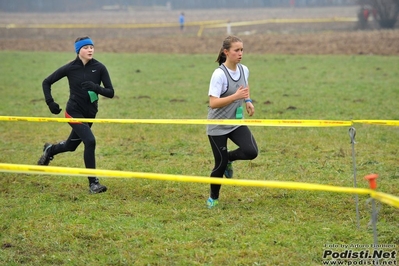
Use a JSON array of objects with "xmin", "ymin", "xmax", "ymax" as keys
[{"xmin": 0, "ymin": 6, "xmax": 398, "ymax": 55}]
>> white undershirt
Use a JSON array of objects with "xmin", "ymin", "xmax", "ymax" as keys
[{"xmin": 208, "ymin": 64, "xmax": 249, "ymax": 97}]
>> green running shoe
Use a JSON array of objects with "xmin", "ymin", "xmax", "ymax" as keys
[
  {"xmin": 207, "ymin": 197, "xmax": 219, "ymax": 209},
  {"xmin": 224, "ymin": 161, "xmax": 233, "ymax": 178}
]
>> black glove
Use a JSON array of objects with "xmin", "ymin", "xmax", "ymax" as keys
[
  {"xmin": 81, "ymin": 81, "xmax": 100, "ymax": 93},
  {"xmin": 47, "ymin": 101, "xmax": 62, "ymax": 114}
]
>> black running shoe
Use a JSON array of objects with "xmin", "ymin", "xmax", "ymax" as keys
[
  {"xmin": 37, "ymin": 143, "xmax": 53, "ymax": 165},
  {"xmin": 89, "ymin": 183, "xmax": 107, "ymax": 194}
]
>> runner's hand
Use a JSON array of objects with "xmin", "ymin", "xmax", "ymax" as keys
[
  {"xmin": 246, "ymin": 102, "xmax": 255, "ymax": 116},
  {"xmin": 47, "ymin": 101, "xmax": 62, "ymax": 114},
  {"xmin": 81, "ymin": 81, "xmax": 99, "ymax": 93}
]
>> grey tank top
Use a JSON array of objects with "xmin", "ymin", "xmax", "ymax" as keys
[{"xmin": 207, "ymin": 63, "xmax": 247, "ymax": 136}]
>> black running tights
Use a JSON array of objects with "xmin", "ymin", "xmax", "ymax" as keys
[
  {"xmin": 50, "ymin": 121, "xmax": 97, "ymax": 184},
  {"xmin": 207, "ymin": 126, "xmax": 258, "ymax": 199}
]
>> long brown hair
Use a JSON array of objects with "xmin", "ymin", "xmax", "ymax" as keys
[{"xmin": 215, "ymin": 35, "xmax": 242, "ymax": 65}]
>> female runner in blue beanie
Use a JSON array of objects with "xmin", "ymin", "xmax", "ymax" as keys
[{"xmin": 38, "ymin": 36, "xmax": 114, "ymax": 194}]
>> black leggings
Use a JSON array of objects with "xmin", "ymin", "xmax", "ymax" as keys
[
  {"xmin": 50, "ymin": 113, "xmax": 97, "ymax": 184},
  {"xmin": 208, "ymin": 126, "xmax": 258, "ymax": 199}
]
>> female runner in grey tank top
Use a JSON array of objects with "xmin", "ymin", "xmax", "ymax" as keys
[{"xmin": 206, "ymin": 35, "xmax": 259, "ymax": 208}]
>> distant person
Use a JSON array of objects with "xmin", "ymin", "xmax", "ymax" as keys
[
  {"xmin": 179, "ymin": 12, "xmax": 185, "ymax": 31},
  {"xmin": 363, "ymin": 8, "xmax": 370, "ymax": 21},
  {"xmin": 357, "ymin": 7, "xmax": 369, "ymax": 29},
  {"xmin": 206, "ymin": 35, "xmax": 259, "ymax": 208},
  {"xmin": 38, "ymin": 36, "xmax": 114, "ymax": 194}
]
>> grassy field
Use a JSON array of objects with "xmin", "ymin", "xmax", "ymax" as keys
[{"xmin": 0, "ymin": 51, "xmax": 398, "ymax": 265}]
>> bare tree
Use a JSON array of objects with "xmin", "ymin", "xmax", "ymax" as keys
[{"xmin": 359, "ymin": 0, "xmax": 399, "ymax": 28}]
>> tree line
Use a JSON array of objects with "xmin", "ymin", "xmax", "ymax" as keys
[{"xmin": 0, "ymin": 0, "xmax": 354, "ymax": 12}]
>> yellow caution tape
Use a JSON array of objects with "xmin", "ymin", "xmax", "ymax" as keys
[
  {"xmin": 371, "ymin": 191, "xmax": 399, "ymax": 209},
  {"xmin": 2, "ymin": 115, "xmax": 399, "ymax": 127},
  {"xmin": 1, "ymin": 116, "xmax": 398, "ymax": 128},
  {"xmin": 0, "ymin": 20, "xmax": 227, "ymax": 29},
  {"xmin": 0, "ymin": 163, "xmax": 398, "ymax": 208},
  {"xmin": 352, "ymin": 120, "xmax": 399, "ymax": 126},
  {"xmin": 204, "ymin": 17, "xmax": 358, "ymax": 28},
  {"xmin": 0, "ymin": 116, "xmax": 352, "ymax": 127}
]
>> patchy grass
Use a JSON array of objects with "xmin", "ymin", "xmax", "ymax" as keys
[{"xmin": 0, "ymin": 51, "xmax": 398, "ymax": 265}]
